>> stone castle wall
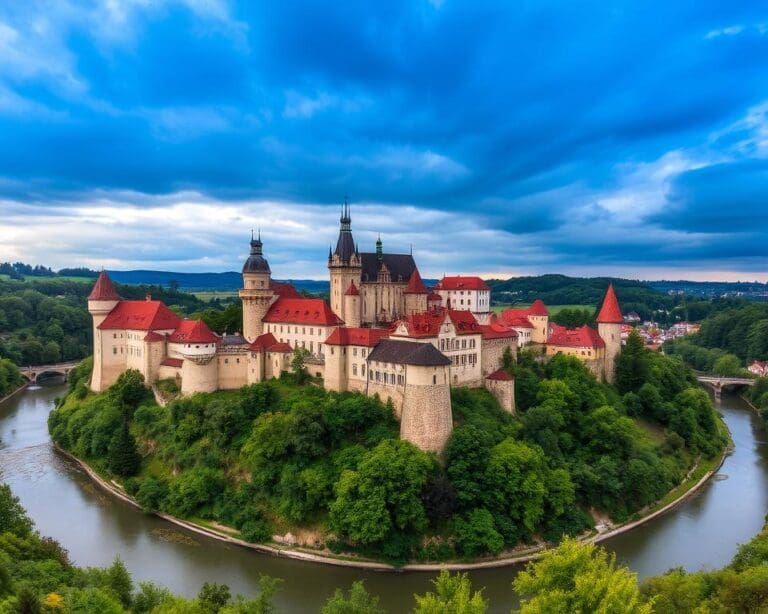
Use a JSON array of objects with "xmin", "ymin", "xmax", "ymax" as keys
[
  {"xmin": 485, "ymin": 378, "xmax": 515, "ymax": 414},
  {"xmin": 400, "ymin": 377, "xmax": 452, "ymax": 453}
]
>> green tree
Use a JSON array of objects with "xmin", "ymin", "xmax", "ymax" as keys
[
  {"xmin": 0, "ymin": 483, "xmax": 33, "ymax": 536},
  {"xmin": 513, "ymin": 538, "xmax": 652, "ymax": 614},
  {"xmin": 615, "ymin": 330, "xmax": 649, "ymax": 394},
  {"xmin": 413, "ymin": 570, "xmax": 488, "ymax": 614},
  {"xmin": 713, "ymin": 353, "xmax": 743, "ymax": 377},
  {"xmin": 291, "ymin": 348, "xmax": 311, "ymax": 384},
  {"xmin": 452, "ymin": 508, "xmax": 504, "ymax": 557},
  {"xmin": 329, "ymin": 439, "xmax": 433, "ymax": 546},
  {"xmin": 198, "ymin": 582, "xmax": 231, "ymax": 613},
  {"xmin": 108, "ymin": 420, "xmax": 142, "ymax": 477},
  {"xmin": 321, "ymin": 581, "xmax": 386, "ymax": 614},
  {"xmin": 105, "ymin": 556, "xmax": 133, "ymax": 608}
]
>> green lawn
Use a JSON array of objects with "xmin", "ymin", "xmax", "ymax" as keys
[
  {"xmin": 492, "ymin": 303, "xmax": 594, "ymax": 315},
  {"xmin": 193, "ymin": 290, "xmax": 240, "ymax": 301}
]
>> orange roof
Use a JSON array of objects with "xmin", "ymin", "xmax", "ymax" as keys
[
  {"xmin": 547, "ymin": 323, "xmax": 605, "ymax": 348},
  {"xmin": 434, "ymin": 276, "xmax": 490, "ymax": 291},
  {"xmin": 597, "ymin": 284, "xmax": 623, "ymax": 324},
  {"xmin": 528, "ymin": 299, "xmax": 550, "ymax": 316},
  {"xmin": 486, "ymin": 368, "xmax": 513, "ymax": 381},
  {"xmin": 404, "ymin": 269, "xmax": 428, "ymax": 294},
  {"xmin": 88, "ymin": 271, "xmax": 120, "ymax": 301},
  {"xmin": 264, "ymin": 298, "xmax": 343, "ymax": 326},
  {"xmin": 168, "ymin": 320, "xmax": 219, "ymax": 344},
  {"xmin": 98, "ymin": 300, "xmax": 182, "ymax": 331},
  {"xmin": 271, "ymin": 281, "xmax": 300, "ymax": 298},
  {"xmin": 160, "ymin": 357, "xmax": 183, "ymax": 368},
  {"xmin": 344, "ymin": 281, "xmax": 360, "ymax": 296},
  {"xmin": 325, "ymin": 327, "xmax": 389, "ymax": 346}
]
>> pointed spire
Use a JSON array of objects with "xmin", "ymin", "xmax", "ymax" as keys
[
  {"xmin": 88, "ymin": 270, "xmax": 120, "ymax": 301},
  {"xmin": 597, "ymin": 283, "xmax": 623, "ymax": 323},
  {"xmin": 404, "ymin": 268, "xmax": 428, "ymax": 294}
]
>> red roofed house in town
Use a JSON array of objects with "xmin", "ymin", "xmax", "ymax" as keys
[{"xmin": 433, "ymin": 275, "xmax": 492, "ymax": 323}]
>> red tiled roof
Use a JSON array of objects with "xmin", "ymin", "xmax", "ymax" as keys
[
  {"xmin": 486, "ymin": 368, "xmax": 513, "ymax": 381},
  {"xmin": 268, "ymin": 342, "xmax": 292, "ymax": 353},
  {"xmin": 479, "ymin": 322, "xmax": 518, "ymax": 340},
  {"xmin": 404, "ymin": 269, "xmax": 428, "ymax": 294},
  {"xmin": 527, "ymin": 299, "xmax": 549, "ymax": 316},
  {"xmin": 428, "ymin": 291, "xmax": 442, "ymax": 303},
  {"xmin": 98, "ymin": 300, "xmax": 182, "ymax": 331},
  {"xmin": 434, "ymin": 276, "xmax": 490, "ymax": 291},
  {"xmin": 168, "ymin": 320, "xmax": 219, "ymax": 344},
  {"xmin": 263, "ymin": 298, "xmax": 344, "ymax": 326},
  {"xmin": 325, "ymin": 327, "xmax": 390, "ymax": 347},
  {"xmin": 88, "ymin": 271, "xmax": 120, "ymax": 301},
  {"xmin": 271, "ymin": 281, "xmax": 300, "ymax": 298},
  {"xmin": 597, "ymin": 284, "xmax": 623, "ymax": 324},
  {"xmin": 394, "ymin": 308, "xmax": 481, "ymax": 338},
  {"xmin": 498, "ymin": 309, "xmax": 534, "ymax": 328},
  {"xmin": 249, "ymin": 332, "xmax": 278, "ymax": 351},
  {"xmin": 344, "ymin": 281, "xmax": 360, "ymax": 296},
  {"xmin": 547, "ymin": 323, "xmax": 605, "ymax": 348},
  {"xmin": 143, "ymin": 331, "xmax": 165, "ymax": 342},
  {"xmin": 160, "ymin": 357, "xmax": 183, "ymax": 368}
]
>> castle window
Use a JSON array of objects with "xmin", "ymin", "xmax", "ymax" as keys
[
  {"xmin": 353, "ymin": 364, "xmax": 357, "ymax": 376},
  {"xmin": 236, "ymin": 358, "xmax": 240, "ymax": 364},
  {"xmin": 362, "ymin": 364, "xmax": 365, "ymax": 376},
  {"xmin": 113, "ymin": 348, "xmax": 117, "ymax": 354},
  {"xmin": 113, "ymin": 333, "xmax": 117, "ymax": 339},
  {"xmin": 433, "ymin": 375, "xmax": 436, "ymax": 384},
  {"xmin": 330, "ymin": 347, "xmax": 334, "ymax": 355},
  {"xmin": 369, "ymin": 370, "xmax": 373, "ymax": 380},
  {"xmin": 310, "ymin": 328, "xmax": 314, "ymax": 335},
  {"xmin": 353, "ymin": 348, "xmax": 357, "ymax": 357},
  {"xmin": 224, "ymin": 358, "xmax": 229, "ymax": 364}
]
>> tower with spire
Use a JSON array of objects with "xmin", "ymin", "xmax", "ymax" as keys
[
  {"xmin": 239, "ymin": 231, "xmax": 275, "ymax": 341},
  {"xmin": 596, "ymin": 283, "xmax": 624, "ymax": 383},
  {"xmin": 328, "ymin": 199, "xmax": 362, "ymax": 324},
  {"xmin": 87, "ymin": 271, "xmax": 121, "ymax": 391}
]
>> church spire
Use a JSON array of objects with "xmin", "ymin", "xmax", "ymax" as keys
[{"xmin": 332, "ymin": 197, "xmax": 355, "ymax": 263}]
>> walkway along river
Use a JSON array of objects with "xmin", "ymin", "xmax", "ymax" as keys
[{"xmin": 1, "ymin": 382, "xmax": 766, "ymax": 612}]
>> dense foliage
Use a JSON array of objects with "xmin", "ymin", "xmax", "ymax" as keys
[
  {"xmin": 0, "ymin": 276, "xmax": 210, "ymax": 366},
  {"xmin": 0, "ymin": 359, "xmax": 23, "ymax": 399},
  {"xmin": 49, "ymin": 339, "xmax": 724, "ymax": 565}
]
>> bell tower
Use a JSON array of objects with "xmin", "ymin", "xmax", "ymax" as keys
[
  {"xmin": 328, "ymin": 199, "xmax": 362, "ymax": 323},
  {"xmin": 239, "ymin": 232, "xmax": 275, "ymax": 341}
]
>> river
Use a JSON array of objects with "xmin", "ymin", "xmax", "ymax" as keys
[{"xmin": 1, "ymin": 382, "xmax": 766, "ymax": 612}]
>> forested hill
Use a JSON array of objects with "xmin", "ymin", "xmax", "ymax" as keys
[{"xmin": 486, "ymin": 274, "xmax": 666, "ymax": 307}]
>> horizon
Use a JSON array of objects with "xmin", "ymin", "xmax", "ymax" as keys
[{"xmin": 0, "ymin": 2, "xmax": 767, "ymax": 281}]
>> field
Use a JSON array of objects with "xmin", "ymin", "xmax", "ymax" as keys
[
  {"xmin": 492, "ymin": 303, "xmax": 594, "ymax": 315},
  {"xmin": 193, "ymin": 290, "xmax": 240, "ymax": 302}
]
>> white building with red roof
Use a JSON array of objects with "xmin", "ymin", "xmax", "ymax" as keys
[{"xmin": 433, "ymin": 275, "xmax": 492, "ymax": 323}]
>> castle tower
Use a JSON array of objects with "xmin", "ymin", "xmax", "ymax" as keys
[
  {"xmin": 328, "ymin": 200, "xmax": 362, "ymax": 322},
  {"xmin": 597, "ymin": 283, "xmax": 623, "ymax": 384},
  {"xmin": 403, "ymin": 268, "xmax": 428, "ymax": 315},
  {"xmin": 239, "ymin": 232, "xmax": 275, "ymax": 341},
  {"xmin": 527, "ymin": 299, "xmax": 550, "ymax": 344},
  {"xmin": 87, "ymin": 271, "xmax": 120, "ymax": 392},
  {"xmin": 343, "ymin": 281, "xmax": 361, "ymax": 327}
]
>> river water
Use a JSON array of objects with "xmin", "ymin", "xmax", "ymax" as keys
[{"xmin": 1, "ymin": 382, "xmax": 766, "ymax": 612}]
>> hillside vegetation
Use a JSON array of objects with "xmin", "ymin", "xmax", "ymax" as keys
[{"xmin": 48, "ymin": 340, "xmax": 725, "ymax": 565}]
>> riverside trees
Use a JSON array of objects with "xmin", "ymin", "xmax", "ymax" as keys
[{"xmin": 48, "ymin": 341, "xmax": 724, "ymax": 565}]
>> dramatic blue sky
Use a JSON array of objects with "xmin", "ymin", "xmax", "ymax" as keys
[{"xmin": 1, "ymin": 1, "xmax": 767, "ymax": 280}]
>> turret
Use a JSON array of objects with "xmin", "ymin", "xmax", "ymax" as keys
[
  {"xmin": 403, "ymin": 268, "xmax": 428, "ymax": 315},
  {"xmin": 239, "ymin": 232, "xmax": 275, "ymax": 341},
  {"xmin": 596, "ymin": 284, "xmax": 623, "ymax": 383},
  {"xmin": 328, "ymin": 199, "xmax": 362, "ymax": 321},
  {"xmin": 343, "ymin": 281, "xmax": 361, "ymax": 327},
  {"xmin": 527, "ymin": 299, "xmax": 550, "ymax": 344},
  {"xmin": 88, "ymin": 271, "xmax": 121, "ymax": 392}
]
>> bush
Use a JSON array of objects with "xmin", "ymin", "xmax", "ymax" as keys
[{"xmin": 452, "ymin": 509, "xmax": 504, "ymax": 557}]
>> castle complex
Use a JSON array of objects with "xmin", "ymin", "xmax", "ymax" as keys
[{"xmin": 88, "ymin": 206, "xmax": 623, "ymax": 453}]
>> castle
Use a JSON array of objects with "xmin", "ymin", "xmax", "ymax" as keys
[{"xmin": 88, "ymin": 206, "xmax": 623, "ymax": 453}]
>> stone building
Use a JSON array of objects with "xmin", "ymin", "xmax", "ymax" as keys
[{"xmin": 87, "ymin": 206, "xmax": 623, "ymax": 451}]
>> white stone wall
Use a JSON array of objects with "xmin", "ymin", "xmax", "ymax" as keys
[
  {"xmin": 437, "ymin": 288, "xmax": 490, "ymax": 317},
  {"xmin": 263, "ymin": 322, "xmax": 337, "ymax": 359},
  {"xmin": 217, "ymin": 351, "xmax": 248, "ymax": 390},
  {"xmin": 528, "ymin": 315, "xmax": 549, "ymax": 344},
  {"xmin": 598, "ymin": 322, "xmax": 622, "ymax": 383}
]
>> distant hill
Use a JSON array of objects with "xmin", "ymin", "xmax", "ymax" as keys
[{"xmin": 647, "ymin": 280, "xmax": 768, "ymax": 301}]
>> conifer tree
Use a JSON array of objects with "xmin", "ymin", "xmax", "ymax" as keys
[
  {"xmin": 615, "ymin": 329, "xmax": 648, "ymax": 394},
  {"xmin": 108, "ymin": 420, "xmax": 141, "ymax": 477}
]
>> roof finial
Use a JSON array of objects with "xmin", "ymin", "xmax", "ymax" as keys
[
  {"xmin": 251, "ymin": 228, "xmax": 254, "ymax": 240},
  {"xmin": 258, "ymin": 228, "xmax": 261, "ymax": 241},
  {"xmin": 410, "ymin": 243, "xmax": 413, "ymax": 255}
]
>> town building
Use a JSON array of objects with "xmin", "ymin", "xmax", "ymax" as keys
[{"xmin": 87, "ymin": 205, "xmax": 622, "ymax": 451}]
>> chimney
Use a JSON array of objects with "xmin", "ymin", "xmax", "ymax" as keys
[{"xmin": 145, "ymin": 294, "xmax": 152, "ymax": 301}]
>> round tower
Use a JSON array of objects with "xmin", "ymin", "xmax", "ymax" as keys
[
  {"xmin": 343, "ymin": 281, "xmax": 361, "ymax": 327},
  {"xmin": 87, "ymin": 271, "xmax": 120, "ymax": 392},
  {"xmin": 239, "ymin": 232, "xmax": 275, "ymax": 342},
  {"xmin": 596, "ymin": 284, "xmax": 623, "ymax": 384}
]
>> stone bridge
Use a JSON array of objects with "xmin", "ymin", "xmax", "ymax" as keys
[
  {"xmin": 696, "ymin": 375, "xmax": 756, "ymax": 399},
  {"xmin": 19, "ymin": 361, "xmax": 81, "ymax": 383}
]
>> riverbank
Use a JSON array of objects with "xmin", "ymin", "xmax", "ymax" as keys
[
  {"xmin": 0, "ymin": 381, "xmax": 29, "ymax": 406},
  {"xmin": 55, "ymin": 434, "xmax": 729, "ymax": 572}
]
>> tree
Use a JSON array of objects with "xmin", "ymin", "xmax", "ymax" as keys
[
  {"xmin": 198, "ymin": 582, "xmax": 231, "ymax": 613},
  {"xmin": 615, "ymin": 330, "xmax": 649, "ymax": 394},
  {"xmin": 413, "ymin": 570, "xmax": 488, "ymax": 614},
  {"xmin": 291, "ymin": 348, "xmax": 311, "ymax": 384},
  {"xmin": 513, "ymin": 538, "xmax": 652, "ymax": 614},
  {"xmin": 329, "ymin": 439, "xmax": 433, "ymax": 546},
  {"xmin": 111, "ymin": 369, "xmax": 148, "ymax": 412},
  {"xmin": 108, "ymin": 421, "xmax": 142, "ymax": 477},
  {"xmin": 452, "ymin": 508, "xmax": 504, "ymax": 557},
  {"xmin": 713, "ymin": 354, "xmax": 743, "ymax": 377},
  {"xmin": 105, "ymin": 556, "xmax": 133, "ymax": 608},
  {"xmin": 321, "ymin": 581, "xmax": 385, "ymax": 614},
  {"xmin": 0, "ymin": 483, "xmax": 33, "ymax": 536}
]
